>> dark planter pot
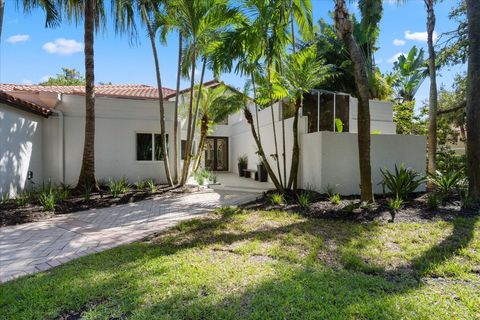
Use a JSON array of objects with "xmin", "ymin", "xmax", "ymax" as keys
[
  {"xmin": 257, "ymin": 164, "xmax": 268, "ymax": 182},
  {"xmin": 238, "ymin": 163, "xmax": 247, "ymax": 177}
]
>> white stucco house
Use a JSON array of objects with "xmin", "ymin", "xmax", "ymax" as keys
[{"xmin": 0, "ymin": 81, "xmax": 426, "ymax": 197}]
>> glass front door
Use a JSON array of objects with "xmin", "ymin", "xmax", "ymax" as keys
[{"xmin": 204, "ymin": 137, "xmax": 228, "ymax": 171}]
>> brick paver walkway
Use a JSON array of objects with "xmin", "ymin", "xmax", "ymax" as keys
[{"xmin": 0, "ymin": 189, "xmax": 259, "ymax": 283}]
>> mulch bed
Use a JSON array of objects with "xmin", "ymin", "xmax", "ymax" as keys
[
  {"xmin": 0, "ymin": 185, "xmax": 180, "ymax": 227},
  {"xmin": 242, "ymin": 190, "xmax": 480, "ymax": 223}
]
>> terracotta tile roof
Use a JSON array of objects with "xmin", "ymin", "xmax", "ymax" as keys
[
  {"xmin": 0, "ymin": 84, "xmax": 176, "ymax": 100},
  {"xmin": 164, "ymin": 79, "xmax": 221, "ymax": 99},
  {"xmin": 0, "ymin": 90, "xmax": 52, "ymax": 117}
]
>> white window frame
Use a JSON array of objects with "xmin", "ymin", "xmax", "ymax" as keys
[{"xmin": 135, "ymin": 132, "xmax": 168, "ymax": 163}]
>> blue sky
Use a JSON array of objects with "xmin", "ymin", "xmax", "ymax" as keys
[{"xmin": 0, "ymin": 0, "xmax": 465, "ymax": 108}]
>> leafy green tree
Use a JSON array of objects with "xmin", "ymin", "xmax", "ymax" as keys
[
  {"xmin": 191, "ymin": 84, "xmax": 244, "ymax": 172},
  {"xmin": 438, "ymin": 0, "xmax": 468, "ymax": 67},
  {"xmin": 40, "ymin": 68, "xmax": 86, "ymax": 86}
]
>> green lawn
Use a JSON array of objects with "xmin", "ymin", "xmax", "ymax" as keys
[{"xmin": 1, "ymin": 208, "xmax": 479, "ymax": 319}]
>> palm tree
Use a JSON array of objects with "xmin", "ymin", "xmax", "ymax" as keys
[
  {"xmin": 425, "ymin": 0, "xmax": 439, "ymax": 189},
  {"xmin": 191, "ymin": 84, "xmax": 243, "ymax": 172},
  {"xmin": 334, "ymin": 0, "xmax": 373, "ymax": 202},
  {"xmin": 57, "ymin": 0, "xmax": 106, "ymax": 189},
  {"xmin": 168, "ymin": 0, "xmax": 237, "ymax": 185},
  {"xmin": 116, "ymin": 0, "xmax": 174, "ymax": 186},
  {"xmin": 3, "ymin": 1, "xmax": 60, "ymax": 42},
  {"xmin": 466, "ymin": 0, "xmax": 480, "ymax": 201},
  {"xmin": 281, "ymin": 46, "xmax": 329, "ymax": 190}
]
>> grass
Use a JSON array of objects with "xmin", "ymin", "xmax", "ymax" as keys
[{"xmin": 1, "ymin": 208, "xmax": 479, "ymax": 319}]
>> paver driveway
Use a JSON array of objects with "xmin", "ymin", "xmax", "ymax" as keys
[{"xmin": 0, "ymin": 189, "xmax": 259, "ymax": 283}]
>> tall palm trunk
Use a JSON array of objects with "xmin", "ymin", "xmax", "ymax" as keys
[
  {"xmin": 189, "ymin": 58, "xmax": 207, "ymax": 157},
  {"xmin": 143, "ymin": 9, "xmax": 173, "ymax": 186},
  {"xmin": 466, "ymin": 0, "xmax": 480, "ymax": 200},
  {"xmin": 244, "ymin": 108, "xmax": 283, "ymax": 191},
  {"xmin": 251, "ymin": 74, "xmax": 262, "ymax": 143},
  {"xmin": 180, "ymin": 45, "xmax": 197, "ymax": 185},
  {"xmin": 76, "ymin": 0, "xmax": 97, "ymax": 189},
  {"xmin": 334, "ymin": 0, "xmax": 373, "ymax": 201},
  {"xmin": 425, "ymin": 0, "xmax": 438, "ymax": 190},
  {"xmin": 192, "ymin": 114, "xmax": 208, "ymax": 172},
  {"xmin": 288, "ymin": 99, "xmax": 301, "ymax": 191},
  {"xmin": 0, "ymin": 0, "xmax": 4, "ymax": 41},
  {"xmin": 173, "ymin": 33, "xmax": 183, "ymax": 184}
]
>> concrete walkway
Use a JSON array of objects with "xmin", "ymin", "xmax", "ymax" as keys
[{"xmin": 0, "ymin": 189, "xmax": 260, "ymax": 283}]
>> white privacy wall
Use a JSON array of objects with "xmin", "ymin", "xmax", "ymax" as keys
[
  {"xmin": 0, "ymin": 104, "xmax": 44, "ymax": 197},
  {"xmin": 43, "ymin": 95, "xmax": 181, "ymax": 186},
  {"xmin": 349, "ymin": 98, "xmax": 397, "ymax": 134},
  {"xmin": 300, "ymin": 132, "xmax": 426, "ymax": 195}
]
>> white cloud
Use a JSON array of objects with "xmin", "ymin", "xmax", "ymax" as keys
[
  {"xmin": 22, "ymin": 79, "xmax": 33, "ymax": 85},
  {"xmin": 6, "ymin": 34, "xmax": 30, "ymax": 44},
  {"xmin": 393, "ymin": 39, "xmax": 406, "ymax": 46},
  {"xmin": 42, "ymin": 38, "xmax": 83, "ymax": 55},
  {"xmin": 388, "ymin": 52, "xmax": 406, "ymax": 64},
  {"xmin": 404, "ymin": 30, "xmax": 438, "ymax": 43}
]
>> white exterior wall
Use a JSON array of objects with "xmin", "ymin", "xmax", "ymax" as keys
[
  {"xmin": 45, "ymin": 95, "xmax": 181, "ymax": 186},
  {"xmin": 0, "ymin": 104, "xmax": 44, "ymax": 197},
  {"xmin": 300, "ymin": 132, "xmax": 426, "ymax": 195},
  {"xmin": 349, "ymin": 98, "xmax": 397, "ymax": 134}
]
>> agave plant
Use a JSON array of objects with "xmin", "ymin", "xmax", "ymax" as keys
[
  {"xmin": 380, "ymin": 164, "xmax": 426, "ymax": 200},
  {"xmin": 428, "ymin": 170, "xmax": 466, "ymax": 196}
]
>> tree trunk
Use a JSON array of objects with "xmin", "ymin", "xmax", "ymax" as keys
[
  {"xmin": 425, "ymin": 0, "xmax": 438, "ymax": 190},
  {"xmin": 0, "ymin": 0, "xmax": 4, "ymax": 42},
  {"xmin": 244, "ymin": 108, "xmax": 283, "ymax": 192},
  {"xmin": 192, "ymin": 115, "xmax": 209, "ymax": 172},
  {"xmin": 143, "ymin": 8, "xmax": 173, "ymax": 186},
  {"xmin": 251, "ymin": 73, "xmax": 262, "ymax": 144},
  {"xmin": 173, "ymin": 33, "xmax": 183, "ymax": 185},
  {"xmin": 180, "ymin": 45, "xmax": 197, "ymax": 185},
  {"xmin": 76, "ymin": 0, "xmax": 97, "ymax": 189},
  {"xmin": 288, "ymin": 101, "xmax": 301, "ymax": 191},
  {"xmin": 189, "ymin": 58, "xmax": 207, "ymax": 157},
  {"xmin": 334, "ymin": 0, "xmax": 373, "ymax": 201},
  {"xmin": 466, "ymin": 0, "xmax": 480, "ymax": 200}
]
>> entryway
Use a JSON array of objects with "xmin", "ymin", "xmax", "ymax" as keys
[{"xmin": 205, "ymin": 137, "xmax": 228, "ymax": 171}]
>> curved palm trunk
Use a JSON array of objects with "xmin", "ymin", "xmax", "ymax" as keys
[
  {"xmin": 466, "ymin": 0, "xmax": 480, "ymax": 200},
  {"xmin": 180, "ymin": 45, "xmax": 197, "ymax": 185},
  {"xmin": 173, "ymin": 33, "xmax": 183, "ymax": 185},
  {"xmin": 76, "ymin": 0, "xmax": 96, "ymax": 189},
  {"xmin": 245, "ymin": 108, "xmax": 283, "ymax": 192},
  {"xmin": 143, "ymin": 9, "xmax": 173, "ymax": 186},
  {"xmin": 425, "ymin": 0, "xmax": 438, "ymax": 190},
  {"xmin": 251, "ymin": 73, "xmax": 262, "ymax": 144},
  {"xmin": 335, "ymin": 0, "xmax": 373, "ymax": 202},
  {"xmin": 189, "ymin": 58, "xmax": 207, "ymax": 157},
  {"xmin": 192, "ymin": 115, "xmax": 208, "ymax": 172},
  {"xmin": 288, "ymin": 100, "xmax": 301, "ymax": 191}
]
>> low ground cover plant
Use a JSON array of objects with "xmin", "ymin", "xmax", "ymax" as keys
[
  {"xmin": 269, "ymin": 193, "xmax": 284, "ymax": 205},
  {"xmin": 108, "ymin": 178, "xmax": 130, "ymax": 198}
]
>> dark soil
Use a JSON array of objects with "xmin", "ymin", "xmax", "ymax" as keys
[
  {"xmin": 0, "ymin": 186, "xmax": 178, "ymax": 227},
  {"xmin": 242, "ymin": 190, "xmax": 480, "ymax": 223}
]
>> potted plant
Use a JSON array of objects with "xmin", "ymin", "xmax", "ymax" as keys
[
  {"xmin": 257, "ymin": 160, "xmax": 268, "ymax": 182},
  {"xmin": 238, "ymin": 155, "xmax": 248, "ymax": 177}
]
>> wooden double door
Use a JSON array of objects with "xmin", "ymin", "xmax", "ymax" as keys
[{"xmin": 204, "ymin": 137, "xmax": 228, "ymax": 171}]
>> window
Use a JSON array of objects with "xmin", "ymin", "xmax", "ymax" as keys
[
  {"xmin": 136, "ymin": 133, "xmax": 168, "ymax": 161},
  {"xmin": 302, "ymin": 91, "xmax": 350, "ymax": 133}
]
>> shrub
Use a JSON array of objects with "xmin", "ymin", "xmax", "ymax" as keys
[
  {"xmin": 83, "ymin": 183, "xmax": 93, "ymax": 201},
  {"xmin": 387, "ymin": 196, "xmax": 404, "ymax": 222},
  {"xmin": 269, "ymin": 193, "xmax": 284, "ymax": 205},
  {"xmin": 297, "ymin": 191, "xmax": 311, "ymax": 209},
  {"xmin": 134, "ymin": 179, "xmax": 148, "ymax": 190},
  {"xmin": 330, "ymin": 193, "xmax": 341, "ymax": 205},
  {"xmin": 426, "ymin": 193, "xmax": 441, "ymax": 210},
  {"xmin": 38, "ymin": 191, "xmax": 56, "ymax": 211},
  {"xmin": 437, "ymin": 147, "xmax": 466, "ymax": 174},
  {"xmin": 343, "ymin": 201, "xmax": 356, "ymax": 213},
  {"xmin": 55, "ymin": 185, "xmax": 70, "ymax": 202},
  {"xmin": 193, "ymin": 168, "xmax": 216, "ymax": 186},
  {"xmin": 1, "ymin": 193, "xmax": 10, "ymax": 204},
  {"xmin": 380, "ymin": 164, "xmax": 425, "ymax": 200},
  {"xmin": 14, "ymin": 191, "xmax": 31, "ymax": 206},
  {"xmin": 145, "ymin": 178, "xmax": 158, "ymax": 192},
  {"xmin": 108, "ymin": 178, "xmax": 130, "ymax": 198},
  {"xmin": 428, "ymin": 170, "xmax": 465, "ymax": 196}
]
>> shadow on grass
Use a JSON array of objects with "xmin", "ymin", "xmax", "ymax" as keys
[{"xmin": 1, "ymin": 208, "xmax": 478, "ymax": 319}]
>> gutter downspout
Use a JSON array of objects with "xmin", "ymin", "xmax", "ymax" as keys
[{"xmin": 50, "ymin": 93, "xmax": 65, "ymax": 184}]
